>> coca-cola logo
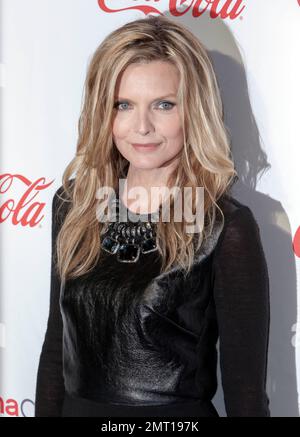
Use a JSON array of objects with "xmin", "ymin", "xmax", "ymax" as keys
[
  {"xmin": 98, "ymin": 0, "xmax": 246, "ymax": 20},
  {"xmin": 0, "ymin": 395, "xmax": 34, "ymax": 417},
  {"xmin": 0, "ymin": 174, "xmax": 54, "ymax": 227},
  {"xmin": 293, "ymin": 226, "xmax": 300, "ymax": 258}
]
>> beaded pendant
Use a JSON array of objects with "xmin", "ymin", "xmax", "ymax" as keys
[{"xmin": 100, "ymin": 198, "xmax": 158, "ymax": 263}]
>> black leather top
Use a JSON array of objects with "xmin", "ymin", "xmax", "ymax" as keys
[{"xmin": 35, "ymin": 182, "xmax": 270, "ymax": 417}]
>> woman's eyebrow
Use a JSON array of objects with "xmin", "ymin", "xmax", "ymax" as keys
[{"xmin": 114, "ymin": 94, "xmax": 177, "ymax": 103}]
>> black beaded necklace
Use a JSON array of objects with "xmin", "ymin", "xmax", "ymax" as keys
[{"xmin": 100, "ymin": 194, "xmax": 159, "ymax": 263}]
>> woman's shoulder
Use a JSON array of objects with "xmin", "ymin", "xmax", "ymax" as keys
[
  {"xmin": 192, "ymin": 193, "xmax": 250, "ymax": 263},
  {"xmin": 218, "ymin": 192, "xmax": 250, "ymax": 215},
  {"xmin": 218, "ymin": 193, "xmax": 258, "ymax": 227},
  {"xmin": 52, "ymin": 178, "xmax": 75, "ymax": 223},
  {"xmin": 216, "ymin": 193, "xmax": 262, "ymax": 250},
  {"xmin": 53, "ymin": 178, "xmax": 75, "ymax": 201}
]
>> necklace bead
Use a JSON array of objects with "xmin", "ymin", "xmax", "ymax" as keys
[{"xmin": 100, "ymin": 198, "xmax": 158, "ymax": 262}]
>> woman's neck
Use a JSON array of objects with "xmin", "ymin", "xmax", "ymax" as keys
[{"xmin": 121, "ymin": 161, "xmax": 179, "ymax": 215}]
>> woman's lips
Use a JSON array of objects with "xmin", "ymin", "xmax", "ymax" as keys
[{"xmin": 132, "ymin": 143, "xmax": 161, "ymax": 151}]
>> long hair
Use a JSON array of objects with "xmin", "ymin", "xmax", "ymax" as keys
[{"xmin": 56, "ymin": 15, "xmax": 237, "ymax": 283}]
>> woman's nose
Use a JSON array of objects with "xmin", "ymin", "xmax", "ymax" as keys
[{"xmin": 135, "ymin": 108, "xmax": 154, "ymax": 135}]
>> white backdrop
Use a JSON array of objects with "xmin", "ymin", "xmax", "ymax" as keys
[{"xmin": 0, "ymin": 0, "xmax": 299, "ymax": 417}]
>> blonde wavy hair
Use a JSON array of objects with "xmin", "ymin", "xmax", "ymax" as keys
[{"xmin": 56, "ymin": 15, "xmax": 237, "ymax": 283}]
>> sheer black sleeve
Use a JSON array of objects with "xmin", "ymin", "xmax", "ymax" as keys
[
  {"xmin": 34, "ymin": 186, "xmax": 67, "ymax": 417},
  {"xmin": 212, "ymin": 204, "xmax": 270, "ymax": 417}
]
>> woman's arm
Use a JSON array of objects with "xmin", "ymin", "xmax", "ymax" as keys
[
  {"xmin": 212, "ymin": 204, "xmax": 270, "ymax": 417},
  {"xmin": 34, "ymin": 186, "xmax": 66, "ymax": 417}
]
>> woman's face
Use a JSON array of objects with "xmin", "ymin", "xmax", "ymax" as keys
[{"xmin": 112, "ymin": 60, "xmax": 184, "ymax": 171}]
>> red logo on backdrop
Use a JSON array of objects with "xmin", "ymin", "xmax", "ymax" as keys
[
  {"xmin": 98, "ymin": 0, "xmax": 246, "ymax": 20},
  {"xmin": 0, "ymin": 395, "xmax": 34, "ymax": 417},
  {"xmin": 0, "ymin": 174, "xmax": 54, "ymax": 227},
  {"xmin": 293, "ymin": 226, "xmax": 300, "ymax": 258}
]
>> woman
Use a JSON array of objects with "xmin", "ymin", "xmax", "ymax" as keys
[{"xmin": 35, "ymin": 15, "xmax": 270, "ymax": 417}]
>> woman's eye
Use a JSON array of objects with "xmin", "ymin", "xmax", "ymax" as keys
[
  {"xmin": 157, "ymin": 101, "xmax": 175, "ymax": 110},
  {"xmin": 113, "ymin": 100, "xmax": 175, "ymax": 111},
  {"xmin": 114, "ymin": 101, "xmax": 129, "ymax": 111}
]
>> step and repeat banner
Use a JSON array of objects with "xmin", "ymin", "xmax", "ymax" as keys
[{"xmin": 0, "ymin": 0, "xmax": 299, "ymax": 417}]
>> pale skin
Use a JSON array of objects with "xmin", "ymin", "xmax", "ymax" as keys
[{"xmin": 112, "ymin": 60, "xmax": 184, "ymax": 214}]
